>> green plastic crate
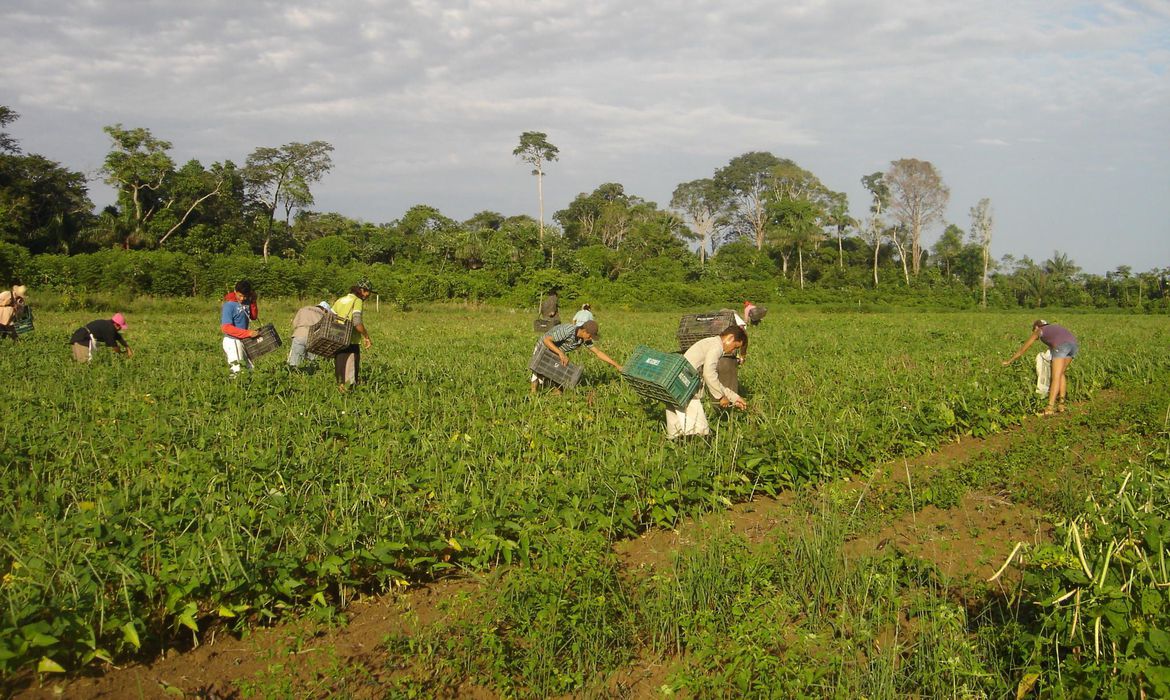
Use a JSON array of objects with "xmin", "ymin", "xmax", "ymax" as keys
[{"xmin": 621, "ymin": 345, "xmax": 701, "ymax": 409}]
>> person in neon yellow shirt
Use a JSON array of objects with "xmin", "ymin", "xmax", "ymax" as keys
[{"xmin": 331, "ymin": 280, "xmax": 374, "ymax": 391}]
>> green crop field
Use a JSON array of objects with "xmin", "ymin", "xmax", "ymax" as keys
[{"xmin": 2, "ymin": 304, "xmax": 1169, "ymax": 696}]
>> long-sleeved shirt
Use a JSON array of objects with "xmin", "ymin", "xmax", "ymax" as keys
[
  {"xmin": 291, "ymin": 305, "xmax": 328, "ymax": 339},
  {"xmin": 683, "ymin": 336, "xmax": 742, "ymax": 404},
  {"xmin": 223, "ymin": 292, "xmax": 258, "ymax": 320},
  {"xmin": 70, "ymin": 320, "xmax": 127, "ymax": 348},
  {"xmin": 220, "ymin": 299, "xmax": 252, "ymax": 339}
]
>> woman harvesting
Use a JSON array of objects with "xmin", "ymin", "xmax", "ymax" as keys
[{"xmin": 1003, "ymin": 319, "xmax": 1078, "ymax": 415}]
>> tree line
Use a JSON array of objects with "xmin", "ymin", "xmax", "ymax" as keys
[{"xmin": 1, "ymin": 108, "xmax": 1166, "ymax": 310}]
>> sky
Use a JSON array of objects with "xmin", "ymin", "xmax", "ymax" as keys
[{"xmin": 2, "ymin": 0, "xmax": 1168, "ymax": 274}]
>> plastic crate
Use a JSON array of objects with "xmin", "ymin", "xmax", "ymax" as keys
[
  {"xmin": 307, "ymin": 312, "xmax": 353, "ymax": 357},
  {"xmin": 528, "ymin": 344, "xmax": 583, "ymax": 389},
  {"xmin": 621, "ymin": 345, "xmax": 701, "ymax": 409},
  {"xmin": 533, "ymin": 317, "xmax": 556, "ymax": 334},
  {"xmin": 676, "ymin": 310, "xmax": 737, "ymax": 352},
  {"xmin": 13, "ymin": 306, "xmax": 33, "ymax": 335},
  {"xmin": 241, "ymin": 323, "xmax": 282, "ymax": 361}
]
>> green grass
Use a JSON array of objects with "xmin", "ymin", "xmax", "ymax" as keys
[{"xmin": 1, "ymin": 304, "xmax": 1167, "ymax": 689}]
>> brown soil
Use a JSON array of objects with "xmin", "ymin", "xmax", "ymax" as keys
[{"xmin": 9, "ymin": 404, "xmax": 1091, "ymax": 699}]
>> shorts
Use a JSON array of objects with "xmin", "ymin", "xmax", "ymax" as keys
[{"xmin": 1050, "ymin": 342, "xmax": 1078, "ymax": 359}]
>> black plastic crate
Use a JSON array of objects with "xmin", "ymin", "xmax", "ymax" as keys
[
  {"xmin": 676, "ymin": 310, "xmax": 737, "ymax": 352},
  {"xmin": 533, "ymin": 317, "xmax": 557, "ymax": 334},
  {"xmin": 528, "ymin": 344, "xmax": 583, "ymax": 389},
  {"xmin": 307, "ymin": 312, "xmax": 353, "ymax": 357},
  {"xmin": 241, "ymin": 323, "xmax": 282, "ymax": 361}
]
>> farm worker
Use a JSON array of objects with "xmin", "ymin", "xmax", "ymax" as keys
[
  {"xmin": 666, "ymin": 326, "xmax": 748, "ymax": 439},
  {"xmin": 331, "ymin": 280, "xmax": 374, "ymax": 391},
  {"xmin": 224, "ymin": 279, "xmax": 259, "ymax": 320},
  {"xmin": 1003, "ymin": 319, "xmax": 1078, "ymax": 416},
  {"xmin": 572, "ymin": 303, "xmax": 594, "ymax": 325},
  {"xmin": 70, "ymin": 313, "xmax": 132, "ymax": 362},
  {"xmin": 220, "ymin": 280, "xmax": 261, "ymax": 375},
  {"xmin": 0, "ymin": 280, "xmax": 28, "ymax": 342},
  {"xmin": 743, "ymin": 300, "xmax": 767, "ymax": 326},
  {"xmin": 288, "ymin": 301, "xmax": 331, "ymax": 368},
  {"xmin": 539, "ymin": 288, "xmax": 560, "ymax": 326},
  {"xmin": 715, "ymin": 310, "xmax": 750, "ymax": 394},
  {"xmin": 530, "ymin": 319, "xmax": 621, "ymax": 393}
]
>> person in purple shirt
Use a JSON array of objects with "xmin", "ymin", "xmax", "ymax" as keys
[{"xmin": 1003, "ymin": 319, "xmax": 1079, "ymax": 415}]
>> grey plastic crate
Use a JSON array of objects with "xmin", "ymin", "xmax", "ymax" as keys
[{"xmin": 528, "ymin": 344, "xmax": 583, "ymax": 388}]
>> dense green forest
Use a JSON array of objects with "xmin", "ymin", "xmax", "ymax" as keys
[{"xmin": 1, "ymin": 107, "xmax": 1166, "ymax": 310}]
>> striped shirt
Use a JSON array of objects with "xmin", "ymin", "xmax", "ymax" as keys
[{"xmin": 544, "ymin": 322, "xmax": 591, "ymax": 352}]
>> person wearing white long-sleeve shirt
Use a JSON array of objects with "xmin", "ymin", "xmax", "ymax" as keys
[{"xmin": 666, "ymin": 326, "xmax": 748, "ymax": 438}]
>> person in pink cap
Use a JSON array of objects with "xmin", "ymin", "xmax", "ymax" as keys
[{"xmin": 70, "ymin": 313, "xmax": 133, "ymax": 362}]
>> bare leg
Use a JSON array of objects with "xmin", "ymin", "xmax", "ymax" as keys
[{"xmin": 1046, "ymin": 357, "xmax": 1071, "ymax": 414}]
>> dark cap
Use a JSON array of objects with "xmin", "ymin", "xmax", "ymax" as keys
[
  {"xmin": 356, "ymin": 278, "xmax": 375, "ymax": 293},
  {"xmin": 580, "ymin": 319, "xmax": 599, "ymax": 340}
]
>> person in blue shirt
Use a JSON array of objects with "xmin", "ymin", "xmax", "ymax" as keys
[{"xmin": 220, "ymin": 280, "xmax": 260, "ymax": 375}]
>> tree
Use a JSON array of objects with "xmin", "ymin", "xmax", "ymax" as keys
[
  {"xmin": 670, "ymin": 178, "xmax": 725, "ymax": 265},
  {"xmin": 885, "ymin": 158, "xmax": 949, "ymax": 276},
  {"xmin": 0, "ymin": 153, "xmax": 94, "ymax": 253},
  {"xmin": 101, "ymin": 125, "xmax": 176, "ymax": 246},
  {"xmin": 714, "ymin": 151, "xmax": 782, "ymax": 249},
  {"xmin": 824, "ymin": 191, "xmax": 853, "ymax": 269},
  {"xmin": 513, "ymin": 131, "xmax": 559, "ymax": 244},
  {"xmin": 155, "ymin": 159, "xmax": 230, "ymax": 246},
  {"xmin": 932, "ymin": 224, "xmax": 965, "ymax": 279},
  {"xmin": 767, "ymin": 197, "xmax": 823, "ymax": 289},
  {"xmin": 0, "ymin": 106, "xmax": 20, "ymax": 155},
  {"xmin": 860, "ymin": 172, "xmax": 890, "ymax": 287},
  {"xmin": 244, "ymin": 141, "xmax": 334, "ymax": 261},
  {"xmin": 969, "ymin": 198, "xmax": 993, "ymax": 307}
]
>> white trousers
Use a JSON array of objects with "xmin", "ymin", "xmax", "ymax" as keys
[
  {"xmin": 1035, "ymin": 350, "xmax": 1052, "ymax": 395},
  {"xmin": 665, "ymin": 397, "xmax": 710, "ymax": 438},
  {"xmin": 222, "ymin": 337, "xmax": 252, "ymax": 374}
]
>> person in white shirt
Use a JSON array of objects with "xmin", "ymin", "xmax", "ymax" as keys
[
  {"xmin": 666, "ymin": 326, "xmax": 748, "ymax": 438},
  {"xmin": 572, "ymin": 303, "xmax": 594, "ymax": 325}
]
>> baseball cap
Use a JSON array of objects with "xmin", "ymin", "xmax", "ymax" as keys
[
  {"xmin": 357, "ymin": 279, "xmax": 375, "ymax": 293},
  {"xmin": 581, "ymin": 319, "xmax": 600, "ymax": 340},
  {"xmin": 112, "ymin": 312, "xmax": 128, "ymax": 329},
  {"xmin": 318, "ymin": 301, "xmax": 332, "ymax": 311}
]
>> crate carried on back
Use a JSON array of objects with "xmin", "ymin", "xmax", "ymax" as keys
[
  {"xmin": 621, "ymin": 345, "xmax": 701, "ymax": 409},
  {"xmin": 676, "ymin": 310, "xmax": 737, "ymax": 352},
  {"xmin": 528, "ymin": 344, "xmax": 583, "ymax": 389},
  {"xmin": 307, "ymin": 312, "xmax": 354, "ymax": 357},
  {"xmin": 241, "ymin": 323, "xmax": 282, "ymax": 361}
]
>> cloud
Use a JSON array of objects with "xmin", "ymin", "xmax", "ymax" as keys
[{"xmin": 0, "ymin": 0, "xmax": 1167, "ymax": 271}]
